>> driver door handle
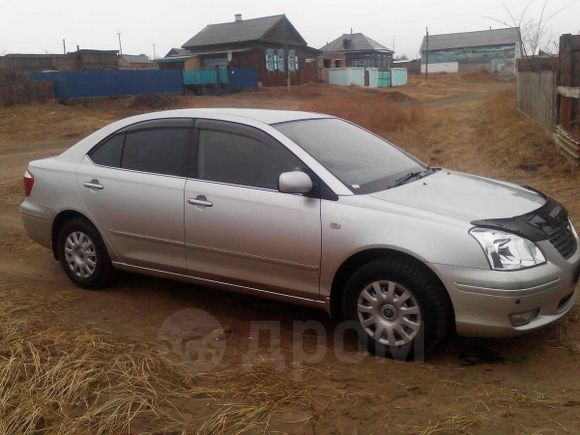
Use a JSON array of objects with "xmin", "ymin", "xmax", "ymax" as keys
[
  {"xmin": 83, "ymin": 179, "xmax": 104, "ymax": 190},
  {"xmin": 187, "ymin": 195, "xmax": 213, "ymax": 208}
]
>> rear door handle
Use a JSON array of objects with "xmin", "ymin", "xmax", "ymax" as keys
[
  {"xmin": 83, "ymin": 179, "xmax": 104, "ymax": 190},
  {"xmin": 187, "ymin": 195, "xmax": 213, "ymax": 208}
]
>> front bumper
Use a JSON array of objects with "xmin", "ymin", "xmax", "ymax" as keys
[{"xmin": 430, "ymin": 240, "xmax": 580, "ymax": 337}]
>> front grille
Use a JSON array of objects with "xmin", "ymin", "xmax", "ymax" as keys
[{"xmin": 548, "ymin": 222, "xmax": 577, "ymax": 259}]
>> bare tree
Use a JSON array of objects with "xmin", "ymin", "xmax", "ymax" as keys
[{"xmin": 487, "ymin": 0, "xmax": 569, "ymax": 58}]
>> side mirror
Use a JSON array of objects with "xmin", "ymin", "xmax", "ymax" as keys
[{"xmin": 278, "ymin": 171, "xmax": 313, "ymax": 194}]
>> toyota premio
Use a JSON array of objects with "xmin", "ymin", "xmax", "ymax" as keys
[{"xmin": 21, "ymin": 109, "xmax": 579, "ymax": 358}]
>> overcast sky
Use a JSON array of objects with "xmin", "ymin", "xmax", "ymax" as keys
[{"xmin": 1, "ymin": 0, "xmax": 578, "ymax": 59}]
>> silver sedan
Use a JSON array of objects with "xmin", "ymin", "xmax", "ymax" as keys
[{"xmin": 20, "ymin": 109, "xmax": 579, "ymax": 359}]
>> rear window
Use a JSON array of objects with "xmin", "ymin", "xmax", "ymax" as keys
[{"xmin": 89, "ymin": 134, "xmax": 124, "ymax": 167}]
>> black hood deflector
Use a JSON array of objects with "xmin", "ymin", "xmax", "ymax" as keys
[{"xmin": 471, "ymin": 191, "xmax": 568, "ymax": 242}]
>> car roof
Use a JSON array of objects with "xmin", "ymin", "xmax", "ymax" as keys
[{"xmin": 136, "ymin": 108, "xmax": 332, "ymax": 125}]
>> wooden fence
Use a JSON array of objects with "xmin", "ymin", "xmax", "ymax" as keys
[
  {"xmin": 516, "ymin": 34, "xmax": 580, "ymax": 160},
  {"xmin": 516, "ymin": 57, "xmax": 558, "ymax": 129},
  {"xmin": 0, "ymin": 72, "xmax": 54, "ymax": 106}
]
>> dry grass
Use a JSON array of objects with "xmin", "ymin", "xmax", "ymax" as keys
[
  {"xmin": 0, "ymin": 99, "xmax": 141, "ymax": 144},
  {"xmin": 303, "ymin": 92, "xmax": 425, "ymax": 134},
  {"xmin": 474, "ymin": 89, "xmax": 563, "ymax": 171},
  {"xmin": 194, "ymin": 364, "xmax": 367, "ymax": 434},
  {"xmin": 2, "ymin": 288, "xmax": 574, "ymax": 434},
  {"xmin": 417, "ymin": 415, "xmax": 476, "ymax": 435},
  {"xmin": 0, "ymin": 84, "xmax": 426, "ymax": 146},
  {"xmin": 0, "ymin": 293, "xmax": 368, "ymax": 434},
  {"xmin": 0, "ymin": 297, "xmax": 184, "ymax": 434}
]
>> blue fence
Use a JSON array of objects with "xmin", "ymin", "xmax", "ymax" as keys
[
  {"xmin": 229, "ymin": 68, "xmax": 259, "ymax": 90},
  {"xmin": 391, "ymin": 68, "xmax": 408, "ymax": 87},
  {"xmin": 31, "ymin": 67, "xmax": 258, "ymax": 99},
  {"xmin": 183, "ymin": 67, "xmax": 258, "ymax": 90},
  {"xmin": 31, "ymin": 70, "xmax": 183, "ymax": 99},
  {"xmin": 183, "ymin": 68, "xmax": 228, "ymax": 85},
  {"xmin": 378, "ymin": 71, "xmax": 391, "ymax": 88}
]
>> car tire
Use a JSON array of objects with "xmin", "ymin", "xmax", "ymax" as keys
[
  {"xmin": 57, "ymin": 218, "xmax": 115, "ymax": 290},
  {"xmin": 342, "ymin": 257, "xmax": 451, "ymax": 360}
]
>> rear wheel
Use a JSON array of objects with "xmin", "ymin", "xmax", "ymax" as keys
[
  {"xmin": 57, "ymin": 218, "xmax": 114, "ymax": 289},
  {"xmin": 343, "ymin": 257, "xmax": 451, "ymax": 360}
]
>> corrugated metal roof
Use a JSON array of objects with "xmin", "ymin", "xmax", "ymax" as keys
[
  {"xmin": 420, "ymin": 27, "xmax": 520, "ymax": 51},
  {"xmin": 182, "ymin": 14, "xmax": 286, "ymax": 48},
  {"xmin": 320, "ymin": 33, "xmax": 392, "ymax": 53}
]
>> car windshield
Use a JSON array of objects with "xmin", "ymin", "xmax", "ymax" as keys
[{"xmin": 274, "ymin": 118, "xmax": 427, "ymax": 194}]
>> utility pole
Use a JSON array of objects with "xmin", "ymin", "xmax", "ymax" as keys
[
  {"xmin": 62, "ymin": 38, "xmax": 66, "ymax": 54},
  {"xmin": 152, "ymin": 43, "xmax": 157, "ymax": 60},
  {"xmin": 117, "ymin": 31, "xmax": 123, "ymax": 55},
  {"xmin": 425, "ymin": 26, "xmax": 429, "ymax": 81},
  {"xmin": 283, "ymin": 20, "xmax": 290, "ymax": 91}
]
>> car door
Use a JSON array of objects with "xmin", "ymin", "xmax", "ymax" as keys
[
  {"xmin": 78, "ymin": 119, "xmax": 193, "ymax": 272},
  {"xmin": 184, "ymin": 120, "xmax": 322, "ymax": 298}
]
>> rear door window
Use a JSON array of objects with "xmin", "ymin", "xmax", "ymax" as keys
[{"xmin": 121, "ymin": 128, "xmax": 190, "ymax": 177}]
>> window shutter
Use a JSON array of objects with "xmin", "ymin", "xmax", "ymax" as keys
[
  {"xmin": 265, "ymin": 49, "xmax": 274, "ymax": 72},
  {"xmin": 288, "ymin": 50, "xmax": 298, "ymax": 72},
  {"xmin": 277, "ymin": 49, "xmax": 285, "ymax": 72}
]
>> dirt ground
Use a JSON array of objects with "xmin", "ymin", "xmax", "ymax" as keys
[{"xmin": 0, "ymin": 75, "xmax": 579, "ymax": 434}]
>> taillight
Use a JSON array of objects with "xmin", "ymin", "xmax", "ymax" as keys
[{"xmin": 23, "ymin": 169, "xmax": 34, "ymax": 197}]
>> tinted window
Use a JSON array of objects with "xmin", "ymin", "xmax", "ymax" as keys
[
  {"xmin": 122, "ymin": 128, "xmax": 189, "ymax": 176},
  {"xmin": 197, "ymin": 129, "xmax": 303, "ymax": 189},
  {"xmin": 90, "ymin": 134, "xmax": 124, "ymax": 167},
  {"xmin": 275, "ymin": 119, "xmax": 425, "ymax": 194}
]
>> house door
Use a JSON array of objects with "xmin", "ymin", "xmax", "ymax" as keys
[
  {"xmin": 364, "ymin": 68, "xmax": 370, "ymax": 87},
  {"xmin": 303, "ymin": 61, "xmax": 315, "ymax": 83}
]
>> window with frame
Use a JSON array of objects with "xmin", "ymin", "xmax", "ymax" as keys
[
  {"xmin": 121, "ymin": 128, "xmax": 189, "ymax": 177},
  {"xmin": 89, "ymin": 134, "xmax": 124, "ymax": 167},
  {"xmin": 195, "ymin": 128, "xmax": 305, "ymax": 190},
  {"xmin": 277, "ymin": 48, "xmax": 285, "ymax": 72}
]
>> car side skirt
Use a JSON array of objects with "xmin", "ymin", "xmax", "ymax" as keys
[{"xmin": 112, "ymin": 261, "xmax": 329, "ymax": 311}]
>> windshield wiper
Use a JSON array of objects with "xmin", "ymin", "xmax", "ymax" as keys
[{"xmin": 392, "ymin": 168, "xmax": 433, "ymax": 188}]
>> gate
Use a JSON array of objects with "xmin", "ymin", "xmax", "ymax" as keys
[{"xmin": 229, "ymin": 68, "xmax": 258, "ymax": 90}]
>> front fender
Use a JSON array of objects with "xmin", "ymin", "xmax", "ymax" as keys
[{"xmin": 320, "ymin": 196, "xmax": 488, "ymax": 298}]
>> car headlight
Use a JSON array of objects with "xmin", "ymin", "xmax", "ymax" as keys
[{"xmin": 470, "ymin": 228, "xmax": 546, "ymax": 270}]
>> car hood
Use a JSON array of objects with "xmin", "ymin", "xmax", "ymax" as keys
[{"xmin": 370, "ymin": 170, "xmax": 546, "ymax": 222}]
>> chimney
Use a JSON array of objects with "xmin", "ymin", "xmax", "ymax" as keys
[{"xmin": 235, "ymin": 13, "xmax": 242, "ymax": 22}]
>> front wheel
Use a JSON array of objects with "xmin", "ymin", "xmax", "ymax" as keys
[
  {"xmin": 57, "ymin": 218, "xmax": 114, "ymax": 289},
  {"xmin": 343, "ymin": 257, "xmax": 451, "ymax": 360}
]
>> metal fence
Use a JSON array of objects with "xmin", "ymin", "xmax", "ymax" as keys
[
  {"xmin": 30, "ymin": 70, "xmax": 183, "ymax": 99},
  {"xmin": 183, "ymin": 68, "xmax": 228, "ymax": 86}
]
